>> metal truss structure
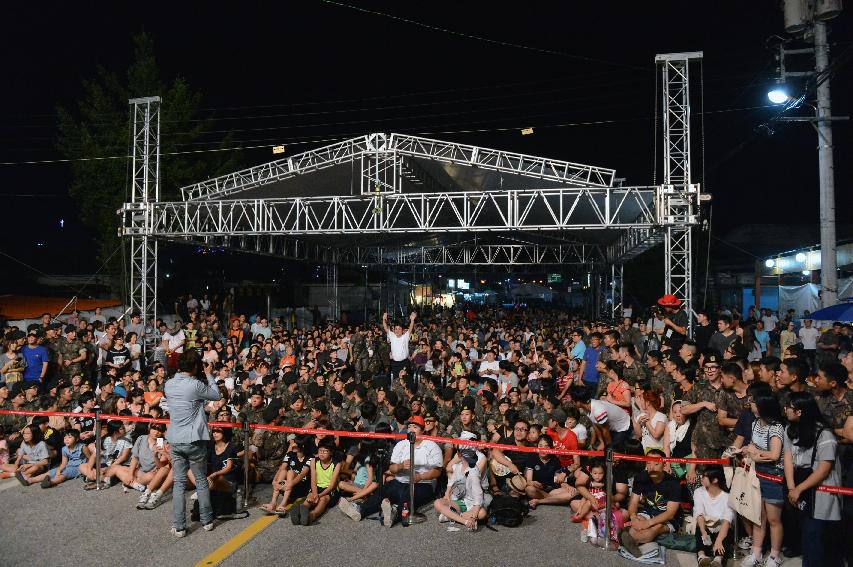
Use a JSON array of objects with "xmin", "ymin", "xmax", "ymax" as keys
[
  {"xmin": 126, "ymin": 97, "xmax": 160, "ymax": 347},
  {"xmin": 132, "ymin": 186, "xmax": 659, "ymax": 237},
  {"xmin": 121, "ymin": 52, "xmax": 702, "ymax": 325},
  {"xmin": 180, "ymin": 133, "xmax": 617, "ymax": 201},
  {"xmin": 656, "ymin": 52, "xmax": 703, "ymax": 331}
]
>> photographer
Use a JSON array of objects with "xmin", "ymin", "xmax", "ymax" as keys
[
  {"xmin": 655, "ymin": 295, "xmax": 689, "ymax": 350},
  {"xmin": 164, "ymin": 350, "xmax": 221, "ymax": 537}
]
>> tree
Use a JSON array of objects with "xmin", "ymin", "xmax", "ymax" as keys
[{"xmin": 57, "ymin": 33, "xmax": 241, "ymax": 286}]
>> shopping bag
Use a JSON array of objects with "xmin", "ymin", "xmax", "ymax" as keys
[{"xmin": 728, "ymin": 458, "xmax": 762, "ymax": 525}]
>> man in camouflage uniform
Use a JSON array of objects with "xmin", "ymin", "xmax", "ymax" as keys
[
  {"xmin": 680, "ymin": 353, "xmax": 727, "ymax": 459},
  {"xmin": 241, "ymin": 387, "xmax": 267, "ymax": 425},
  {"xmin": 814, "ymin": 362, "xmax": 852, "ymax": 436},
  {"xmin": 447, "ymin": 406, "xmax": 486, "ymax": 441},
  {"xmin": 328, "ymin": 391, "xmax": 349, "ymax": 430},
  {"xmin": 435, "ymin": 388, "xmax": 457, "ymax": 431},
  {"xmin": 646, "ymin": 351, "xmax": 668, "ymax": 394},
  {"xmin": 594, "ymin": 330, "xmax": 620, "ymax": 398},
  {"xmin": 59, "ymin": 326, "xmax": 87, "ymax": 383},
  {"xmin": 22, "ymin": 381, "xmax": 40, "ymax": 412},
  {"xmin": 252, "ymin": 404, "xmax": 290, "ymax": 482},
  {"xmin": 1, "ymin": 384, "xmax": 30, "ymax": 455},
  {"xmin": 42, "ymin": 323, "xmax": 63, "ymax": 387},
  {"xmin": 476, "ymin": 390, "xmax": 500, "ymax": 428},
  {"xmin": 618, "ymin": 343, "xmax": 647, "ymax": 386},
  {"xmin": 282, "ymin": 393, "xmax": 310, "ymax": 427}
]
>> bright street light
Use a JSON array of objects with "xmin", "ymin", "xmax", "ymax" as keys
[
  {"xmin": 795, "ymin": 252, "xmax": 806, "ymax": 262},
  {"xmin": 765, "ymin": 259, "xmax": 775, "ymax": 268},
  {"xmin": 767, "ymin": 88, "xmax": 790, "ymax": 104}
]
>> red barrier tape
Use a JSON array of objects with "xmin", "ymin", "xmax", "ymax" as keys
[
  {"xmin": 420, "ymin": 434, "xmax": 605, "ymax": 458},
  {"xmin": 0, "ymin": 409, "xmax": 95, "ymax": 419},
  {"xmin": 753, "ymin": 469, "xmax": 853, "ymax": 496},
  {"xmin": 617, "ymin": 454, "xmax": 730, "ymax": 466},
  {"xmin": 251, "ymin": 423, "xmax": 406, "ymax": 441}
]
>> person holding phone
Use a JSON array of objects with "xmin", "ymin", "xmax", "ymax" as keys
[{"xmin": 164, "ymin": 350, "xmax": 221, "ymax": 537}]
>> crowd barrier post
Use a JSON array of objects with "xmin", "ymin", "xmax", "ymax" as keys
[
  {"xmin": 242, "ymin": 418, "xmax": 251, "ymax": 509},
  {"xmin": 93, "ymin": 405, "xmax": 104, "ymax": 490},
  {"xmin": 407, "ymin": 430, "xmax": 416, "ymax": 526},
  {"xmin": 603, "ymin": 446, "xmax": 614, "ymax": 550},
  {"xmin": 730, "ymin": 454, "xmax": 739, "ymax": 561}
]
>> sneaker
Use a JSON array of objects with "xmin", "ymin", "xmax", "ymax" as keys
[
  {"xmin": 170, "ymin": 527, "xmax": 187, "ymax": 538},
  {"xmin": 740, "ymin": 553, "xmax": 763, "ymax": 567},
  {"xmin": 738, "ymin": 536, "xmax": 754, "ymax": 550},
  {"xmin": 131, "ymin": 482, "xmax": 146, "ymax": 492},
  {"xmin": 300, "ymin": 504, "xmax": 311, "ymax": 526},
  {"xmin": 380, "ymin": 499, "xmax": 395, "ymax": 528},
  {"xmin": 290, "ymin": 503, "xmax": 301, "ymax": 525},
  {"xmin": 143, "ymin": 492, "xmax": 162, "ymax": 510},
  {"xmin": 620, "ymin": 531, "xmax": 642, "ymax": 558},
  {"xmin": 338, "ymin": 498, "xmax": 362, "ymax": 522},
  {"xmin": 203, "ymin": 522, "xmax": 215, "ymax": 532},
  {"xmin": 41, "ymin": 477, "xmax": 52, "ymax": 489},
  {"xmin": 698, "ymin": 556, "xmax": 712, "ymax": 567},
  {"xmin": 14, "ymin": 472, "xmax": 29, "ymax": 486},
  {"xmin": 580, "ymin": 530, "xmax": 590, "ymax": 543},
  {"xmin": 709, "ymin": 558, "xmax": 723, "ymax": 567},
  {"xmin": 437, "ymin": 513, "xmax": 451, "ymax": 523},
  {"xmin": 766, "ymin": 555, "xmax": 784, "ymax": 567},
  {"xmin": 137, "ymin": 491, "xmax": 151, "ymax": 507}
]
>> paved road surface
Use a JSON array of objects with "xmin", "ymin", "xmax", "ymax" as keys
[{"xmin": 0, "ymin": 477, "xmax": 795, "ymax": 567}]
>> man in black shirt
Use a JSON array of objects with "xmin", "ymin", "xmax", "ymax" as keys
[
  {"xmin": 694, "ymin": 310, "xmax": 714, "ymax": 354},
  {"xmin": 489, "ymin": 417, "xmax": 531, "ymax": 494},
  {"xmin": 621, "ymin": 448, "xmax": 683, "ymax": 557}
]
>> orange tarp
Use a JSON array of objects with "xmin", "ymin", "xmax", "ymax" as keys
[{"xmin": 0, "ymin": 295, "xmax": 122, "ymax": 320}]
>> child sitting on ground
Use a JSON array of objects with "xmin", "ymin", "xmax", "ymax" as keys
[
  {"xmin": 293, "ymin": 437, "xmax": 340, "ymax": 526},
  {"xmin": 434, "ymin": 447, "xmax": 487, "ymax": 531},
  {"xmin": 27, "ymin": 428, "xmax": 86, "ymax": 488},
  {"xmin": 336, "ymin": 439, "xmax": 379, "ymax": 521},
  {"xmin": 6, "ymin": 425, "xmax": 50, "ymax": 485}
]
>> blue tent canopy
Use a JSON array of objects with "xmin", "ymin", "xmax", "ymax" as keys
[{"xmin": 806, "ymin": 299, "xmax": 853, "ymax": 322}]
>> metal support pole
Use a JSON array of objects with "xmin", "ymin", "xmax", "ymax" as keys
[
  {"xmin": 730, "ymin": 455, "xmax": 739, "ymax": 561},
  {"xmin": 242, "ymin": 418, "xmax": 251, "ymax": 509},
  {"xmin": 94, "ymin": 405, "xmax": 103, "ymax": 490},
  {"xmin": 603, "ymin": 446, "xmax": 614, "ymax": 550},
  {"xmin": 408, "ymin": 431, "xmax": 416, "ymax": 526},
  {"xmin": 815, "ymin": 21, "xmax": 837, "ymax": 308}
]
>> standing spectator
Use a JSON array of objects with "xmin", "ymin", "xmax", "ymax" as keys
[
  {"xmin": 164, "ymin": 351, "xmax": 221, "ymax": 537},
  {"xmin": 741, "ymin": 389, "xmax": 786, "ymax": 567},
  {"xmin": 21, "ymin": 329, "xmax": 49, "ymax": 388},
  {"xmin": 783, "ymin": 392, "xmax": 843, "ymax": 567},
  {"xmin": 816, "ymin": 322, "xmax": 843, "ymax": 368},
  {"xmin": 382, "ymin": 311, "xmax": 416, "ymax": 379},
  {"xmin": 163, "ymin": 322, "xmax": 186, "ymax": 372},
  {"xmin": 799, "ymin": 319, "xmax": 820, "ymax": 371},
  {"xmin": 780, "ymin": 321, "xmax": 798, "ymax": 357}
]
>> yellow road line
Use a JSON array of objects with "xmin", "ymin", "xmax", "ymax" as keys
[{"xmin": 194, "ymin": 514, "xmax": 278, "ymax": 567}]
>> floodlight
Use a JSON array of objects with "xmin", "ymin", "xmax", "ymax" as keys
[
  {"xmin": 802, "ymin": 270, "xmax": 811, "ymax": 275},
  {"xmin": 795, "ymin": 252, "xmax": 806, "ymax": 262},
  {"xmin": 767, "ymin": 88, "xmax": 790, "ymax": 105},
  {"xmin": 765, "ymin": 259, "xmax": 775, "ymax": 268}
]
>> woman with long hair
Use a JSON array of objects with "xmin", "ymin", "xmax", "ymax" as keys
[
  {"xmin": 783, "ymin": 392, "xmax": 842, "ymax": 567},
  {"xmin": 741, "ymin": 390, "xmax": 785, "ymax": 567}
]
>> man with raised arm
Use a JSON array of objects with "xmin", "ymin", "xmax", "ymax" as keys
[{"xmin": 383, "ymin": 311, "xmax": 416, "ymax": 379}]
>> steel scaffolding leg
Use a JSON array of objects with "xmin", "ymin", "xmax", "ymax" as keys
[
  {"xmin": 127, "ymin": 97, "xmax": 161, "ymax": 352},
  {"xmin": 657, "ymin": 52, "xmax": 702, "ymax": 336},
  {"xmin": 610, "ymin": 264, "xmax": 624, "ymax": 320}
]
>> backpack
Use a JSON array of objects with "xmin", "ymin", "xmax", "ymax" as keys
[
  {"xmin": 488, "ymin": 495, "xmax": 528, "ymax": 527},
  {"xmin": 191, "ymin": 489, "xmax": 248, "ymax": 521}
]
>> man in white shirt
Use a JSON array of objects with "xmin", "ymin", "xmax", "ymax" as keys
[
  {"xmin": 569, "ymin": 385, "xmax": 631, "ymax": 449},
  {"xmin": 338, "ymin": 416, "xmax": 442, "ymax": 526},
  {"xmin": 163, "ymin": 322, "xmax": 186, "ymax": 372},
  {"xmin": 383, "ymin": 311, "xmax": 416, "ymax": 378},
  {"xmin": 798, "ymin": 318, "xmax": 820, "ymax": 371},
  {"xmin": 477, "ymin": 350, "xmax": 500, "ymax": 382},
  {"xmin": 250, "ymin": 317, "xmax": 272, "ymax": 340}
]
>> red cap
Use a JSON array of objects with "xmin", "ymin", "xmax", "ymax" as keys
[
  {"xmin": 657, "ymin": 294, "xmax": 682, "ymax": 308},
  {"xmin": 406, "ymin": 416, "xmax": 426, "ymax": 429}
]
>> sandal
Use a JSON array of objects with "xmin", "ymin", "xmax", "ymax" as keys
[
  {"xmin": 570, "ymin": 514, "xmax": 584, "ymax": 523},
  {"xmin": 259, "ymin": 504, "xmax": 275, "ymax": 514},
  {"xmin": 275, "ymin": 504, "xmax": 290, "ymax": 516}
]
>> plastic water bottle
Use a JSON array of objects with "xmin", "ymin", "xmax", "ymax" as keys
[
  {"xmin": 489, "ymin": 513, "xmax": 497, "ymax": 526},
  {"xmin": 401, "ymin": 501, "xmax": 410, "ymax": 526}
]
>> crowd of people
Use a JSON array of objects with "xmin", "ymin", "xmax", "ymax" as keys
[{"xmin": 1, "ymin": 295, "xmax": 852, "ymax": 566}]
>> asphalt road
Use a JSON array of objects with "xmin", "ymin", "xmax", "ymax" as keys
[{"xmin": 0, "ymin": 477, "xmax": 693, "ymax": 567}]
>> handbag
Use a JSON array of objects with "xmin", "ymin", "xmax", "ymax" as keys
[{"xmin": 728, "ymin": 457, "xmax": 762, "ymax": 525}]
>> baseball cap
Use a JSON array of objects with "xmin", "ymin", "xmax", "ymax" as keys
[
  {"xmin": 406, "ymin": 415, "xmax": 426, "ymax": 429},
  {"xmin": 549, "ymin": 408, "xmax": 568, "ymax": 424}
]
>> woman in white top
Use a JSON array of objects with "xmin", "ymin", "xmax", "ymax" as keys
[
  {"xmin": 693, "ymin": 466, "xmax": 734, "ymax": 566},
  {"xmin": 632, "ymin": 389, "xmax": 667, "ymax": 453},
  {"xmin": 782, "ymin": 392, "xmax": 842, "ymax": 567}
]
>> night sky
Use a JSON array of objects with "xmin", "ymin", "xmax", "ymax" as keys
[{"xmin": 1, "ymin": 2, "xmax": 850, "ymax": 296}]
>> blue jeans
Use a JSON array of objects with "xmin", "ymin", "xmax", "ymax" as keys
[{"xmin": 170, "ymin": 441, "xmax": 212, "ymax": 530}]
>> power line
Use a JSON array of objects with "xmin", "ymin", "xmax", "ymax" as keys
[{"xmin": 318, "ymin": 0, "xmax": 651, "ymax": 71}]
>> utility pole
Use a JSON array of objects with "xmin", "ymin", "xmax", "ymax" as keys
[
  {"xmin": 777, "ymin": 0, "xmax": 844, "ymax": 308},
  {"xmin": 814, "ymin": 20, "xmax": 837, "ymax": 307}
]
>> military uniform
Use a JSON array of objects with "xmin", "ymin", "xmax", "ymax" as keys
[
  {"xmin": 683, "ymin": 381, "xmax": 727, "ymax": 458},
  {"xmin": 282, "ymin": 409, "xmax": 310, "ymax": 428},
  {"xmin": 446, "ymin": 420, "xmax": 486, "ymax": 441},
  {"xmin": 328, "ymin": 407, "xmax": 349, "ymax": 430},
  {"xmin": 44, "ymin": 337, "xmax": 62, "ymax": 384},
  {"xmin": 252, "ymin": 430, "xmax": 290, "ymax": 482},
  {"xmin": 716, "ymin": 388, "xmax": 750, "ymax": 445},
  {"xmin": 816, "ymin": 391, "xmax": 852, "ymax": 431},
  {"xmin": 435, "ymin": 404, "xmax": 455, "ymax": 430},
  {"xmin": 59, "ymin": 338, "xmax": 86, "ymax": 381},
  {"xmin": 621, "ymin": 360, "xmax": 647, "ymax": 386},
  {"xmin": 242, "ymin": 405, "xmax": 266, "ymax": 425}
]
